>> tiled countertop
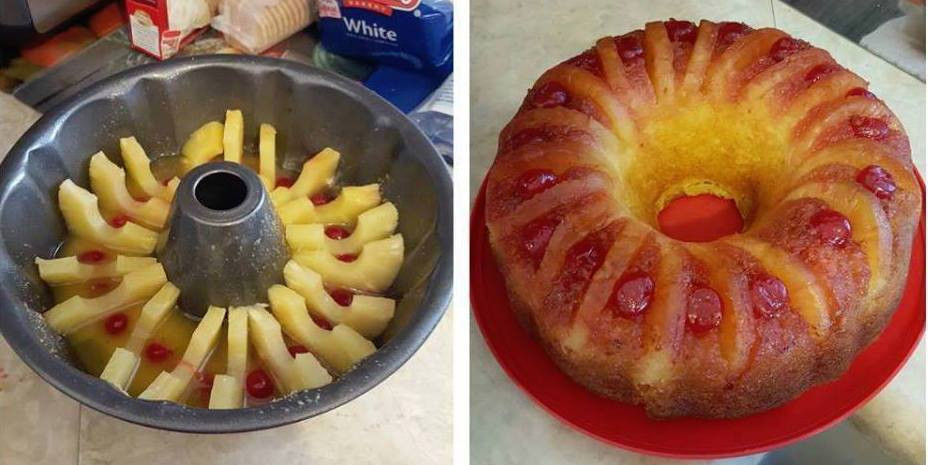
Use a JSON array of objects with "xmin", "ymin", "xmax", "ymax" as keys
[
  {"xmin": 470, "ymin": 1, "xmax": 925, "ymax": 464},
  {"xmin": 0, "ymin": 91, "xmax": 452, "ymax": 465}
]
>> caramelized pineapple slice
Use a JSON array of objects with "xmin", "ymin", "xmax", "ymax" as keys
[
  {"xmin": 247, "ymin": 307, "xmax": 309, "ymax": 393},
  {"xmin": 58, "ymin": 180, "xmax": 158, "ymax": 255},
  {"xmin": 181, "ymin": 121, "xmax": 224, "ymax": 167},
  {"xmin": 287, "ymin": 202, "xmax": 398, "ymax": 256},
  {"xmin": 283, "ymin": 260, "xmax": 394, "ymax": 338},
  {"xmin": 119, "ymin": 137, "xmax": 176, "ymax": 202},
  {"xmin": 208, "ymin": 374, "xmax": 242, "ymax": 409},
  {"xmin": 44, "ymin": 263, "xmax": 166, "ymax": 334},
  {"xmin": 314, "ymin": 184, "xmax": 382, "ymax": 226},
  {"xmin": 222, "ymin": 110, "xmax": 244, "ymax": 163},
  {"xmin": 294, "ymin": 353, "xmax": 332, "ymax": 389},
  {"xmin": 100, "ymin": 347, "xmax": 139, "ymax": 392},
  {"xmin": 35, "ymin": 255, "xmax": 156, "ymax": 285},
  {"xmin": 293, "ymin": 234, "xmax": 404, "ymax": 293},
  {"xmin": 727, "ymin": 236, "xmax": 832, "ymax": 338},
  {"xmin": 278, "ymin": 197, "xmax": 316, "ymax": 225},
  {"xmin": 633, "ymin": 245, "xmax": 685, "ymax": 387},
  {"xmin": 137, "ymin": 371, "xmax": 185, "ymax": 401},
  {"xmin": 258, "ymin": 123, "xmax": 276, "ymax": 190},
  {"xmin": 268, "ymin": 285, "xmax": 375, "ymax": 373},
  {"xmin": 272, "ymin": 148, "xmax": 341, "ymax": 206},
  {"xmin": 89, "ymin": 153, "xmax": 170, "ymax": 229},
  {"xmin": 124, "ymin": 282, "xmax": 180, "ymax": 353}
]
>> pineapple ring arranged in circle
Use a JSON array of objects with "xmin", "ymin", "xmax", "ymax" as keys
[{"xmin": 35, "ymin": 109, "xmax": 403, "ymax": 409}]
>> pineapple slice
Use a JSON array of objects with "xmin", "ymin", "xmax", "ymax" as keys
[
  {"xmin": 181, "ymin": 121, "xmax": 224, "ymax": 167},
  {"xmin": 273, "ymin": 148, "xmax": 341, "ymax": 205},
  {"xmin": 270, "ymin": 187, "xmax": 292, "ymax": 207},
  {"xmin": 293, "ymin": 234, "xmax": 404, "ymax": 293},
  {"xmin": 58, "ymin": 180, "xmax": 158, "ymax": 255},
  {"xmin": 44, "ymin": 263, "xmax": 167, "ymax": 334},
  {"xmin": 727, "ymin": 236, "xmax": 832, "ymax": 338},
  {"xmin": 314, "ymin": 184, "xmax": 382, "ymax": 226},
  {"xmin": 278, "ymin": 197, "xmax": 316, "ymax": 225},
  {"xmin": 258, "ymin": 123, "xmax": 277, "ymax": 190},
  {"xmin": 208, "ymin": 374, "xmax": 243, "ymax": 409},
  {"xmin": 267, "ymin": 284, "xmax": 375, "ymax": 373},
  {"xmin": 223, "ymin": 109, "xmax": 244, "ymax": 163},
  {"xmin": 226, "ymin": 307, "xmax": 249, "ymax": 382},
  {"xmin": 283, "ymin": 260, "xmax": 394, "ymax": 338},
  {"xmin": 89, "ymin": 152, "xmax": 170, "ymax": 229},
  {"xmin": 100, "ymin": 347, "xmax": 139, "ymax": 392},
  {"xmin": 124, "ymin": 282, "xmax": 180, "ymax": 353},
  {"xmin": 247, "ymin": 307, "xmax": 306, "ymax": 393},
  {"xmin": 294, "ymin": 353, "xmax": 332, "ymax": 389},
  {"xmin": 138, "ymin": 371, "xmax": 185, "ymax": 401},
  {"xmin": 35, "ymin": 255, "xmax": 156, "ymax": 285},
  {"xmin": 286, "ymin": 202, "xmax": 398, "ymax": 255},
  {"xmin": 119, "ymin": 137, "xmax": 176, "ymax": 202}
]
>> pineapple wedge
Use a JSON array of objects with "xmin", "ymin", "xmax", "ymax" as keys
[
  {"xmin": 314, "ymin": 184, "xmax": 382, "ymax": 226},
  {"xmin": 100, "ymin": 347, "xmax": 139, "ymax": 392},
  {"xmin": 35, "ymin": 255, "xmax": 156, "ymax": 285},
  {"xmin": 181, "ymin": 121, "xmax": 224, "ymax": 167},
  {"xmin": 44, "ymin": 263, "xmax": 167, "ymax": 334},
  {"xmin": 273, "ymin": 148, "xmax": 341, "ymax": 205},
  {"xmin": 294, "ymin": 353, "xmax": 332, "ymax": 389},
  {"xmin": 124, "ymin": 282, "xmax": 180, "ymax": 353},
  {"xmin": 223, "ymin": 110, "xmax": 244, "ymax": 163},
  {"xmin": 119, "ymin": 137, "xmax": 176, "ymax": 202},
  {"xmin": 208, "ymin": 374, "xmax": 243, "ymax": 409},
  {"xmin": 89, "ymin": 152, "xmax": 170, "ymax": 229},
  {"xmin": 267, "ymin": 284, "xmax": 375, "ymax": 373},
  {"xmin": 286, "ymin": 202, "xmax": 398, "ymax": 255},
  {"xmin": 226, "ymin": 307, "xmax": 249, "ymax": 382},
  {"xmin": 138, "ymin": 371, "xmax": 185, "ymax": 401},
  {"xmin": 270, "ymin": 187, "xmax": 292, "ymax": 207},
  {"xmin": 293, "ymin": 234, "xmax": 404, "ymax": 293},
  {"xmin": 58, "ymin": 180, "xmax": 158, "ymax": 255},
  {"xmin": 258, "ymin": 123, "xmax": 277, "ymax": 190},
  {"xmin": 283, "ymin": 260, "xmax": 394, "ymax": 338},
  {"xmin": 278, "ymin": 197, "xmax": 316, "ymax": 225},
  {"xmin": 247, "ymin": 307, "xmax": 306, "ymax": 393}
]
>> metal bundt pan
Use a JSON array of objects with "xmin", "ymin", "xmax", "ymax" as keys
[{"xmin": 0, "ymin": 55, "xmax": 452, "ymax": 432}]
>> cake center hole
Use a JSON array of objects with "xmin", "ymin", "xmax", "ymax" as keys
[
  {"xmin": 657, "ymin": 194, "xmax": 743, "ymax": 242},
  {"xmin": 195, "ymin": 172, "xmax": 248, "ymax": 211}
]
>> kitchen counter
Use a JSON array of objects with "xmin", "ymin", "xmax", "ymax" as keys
[
  {"xmin": 470, "ymin": 1, "xmax": 925, "ymax": 464},
  {"xmin": 0, "ymin": 92, "xmax": 452, "ymax": 465}
]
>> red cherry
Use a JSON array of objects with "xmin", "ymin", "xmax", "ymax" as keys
[
  {"xmin": 856, "ymin": 165, "xmax": 896, "ymax": 200},
  {"xmin": 769, "ymin": 37, "xmax": 808, "ymax": 62},
  {"xmin": 849, "ymin": 116, "xmax": 889, "ymax": 141},
  {"xmin": 329, "ymin": 288, "xmax": 354, "ymax": 307},
  {"xmin": 519, "ymin": 216, "xmax": 560, "ymax": 268},
  {"xmin": 665, "ymin": 19, "xmax": 697, "ymax": 43},
  {"xmin": 275, "ymin": 177, "xmax": 295, "ymax": 188},
  {"xmin": 310, "ymin": 192, "xmax": 332, "ymax": 205},
  {"xmin": 527, "ymin": 82, "xmax": 570, "ymax": 109},
  {"xmin": 288, "ymin": 345, "xmax": 310, "ymax": 358},
  {"xmin": 686, "ymin": 286, "xmax": 722, "ymax": 333},
  {"xmin": 246, "ymin": 369, "xmax": 275, "ymax": 399},
  {"xmin": 108, "ymin": 214, "xmax": 129, "ymax": 228},
  {"xmin": 144, "ymin": 342, "xmax": 173, "ymax": 363},
  {"xmin": 611, "ymin": 271, "xmax": 655, "ymax": 318},
  {"xmin": 516, "ymin": 169, "xmax": 558, "ymax": 199},
  {"xmin": 810, "ymin": 209, "xmax": 851, "ymax": 247},
  {"xmin": 77, "ymin": 250, "xmax": 106, "ymax": 264},
  {"xmin": 560, "ymin": 232, "xmax": 610, "ymax": 291},
  {"xmin": 311, "ymin": 314, "xmax": 333, "ymax": 331},
  {"xmin": 565, "ymin": 50, "xmax": 603, "ymax": 76},
  {"xmin": 614, "ymin": 34, "xmax": 644, "ymax": 62},
  {"xmin": 195, "ymin": 371, "xmax": 215, "ymax": 389},
  {"xmin": 804, "ymin": 64, "xmax": 839, "ymax": 84},
  {"xmin": 750, "ymin": 274, "xmax": 789, "ymax": 319},
  {"xmin": 846, "ymin": 87, "xmax": 876, "ymax": 99},
  {"xmin": 324, "ymin": 225, "xmax": 351, "ymax": 240},
  {"xmin": 717, "ymin": 22, "xmax": 751, "ymax": 48},
  {"xmin": 336, "ymin": 253, "xmax": 358, "ymax": 262},
  {"xmin": 103, "ymin": 313, "xmax": 129, "ymax": 335}
]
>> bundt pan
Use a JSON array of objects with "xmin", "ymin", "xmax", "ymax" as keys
[{"xmin": 0, "ymin": 55, "xmax": 452, "ymax": 432}]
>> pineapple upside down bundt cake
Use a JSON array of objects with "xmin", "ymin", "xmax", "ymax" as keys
[{"xmin": 484, "ymin": 19, "xmax": 922, "ymax": 418}]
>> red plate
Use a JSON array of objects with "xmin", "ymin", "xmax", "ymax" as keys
[{"xmin": 471, "ymin": 176, "xmax": 925, "ymax": 459}]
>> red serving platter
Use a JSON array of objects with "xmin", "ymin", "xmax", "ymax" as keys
[{"xmin": 470, "ymin": 175, "xmax": 925, "ymax": 459}]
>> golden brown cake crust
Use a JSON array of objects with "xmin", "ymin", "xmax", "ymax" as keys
[{"xmin": 485, "ymin": 19, "xmax": 922, "ymax": 419}]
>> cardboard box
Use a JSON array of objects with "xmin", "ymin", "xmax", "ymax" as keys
[{"xmin": 125, "ymin": 0, "xmax": 209, "ymax": 59}]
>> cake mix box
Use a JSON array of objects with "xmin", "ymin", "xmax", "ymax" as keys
[
  {"xmin": 318, "ymin": 0, "xmax": 453, "ymax": 74},
  {"xmin": 125, "ymin": 0, "xmax": 212, "ymax": 59}
]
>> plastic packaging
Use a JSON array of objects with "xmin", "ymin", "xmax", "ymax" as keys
[
  {"xmin": 408, "ymin": 74, "xmax": 453, "ymax": 165},
  {"xmin": 211, "ymin": 0, "xmax": 315, "ymax": 54}
]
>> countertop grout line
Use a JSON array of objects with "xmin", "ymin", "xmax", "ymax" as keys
[{"xmin": 76, "ymin": 406, "xmax": 82, "ymax": 465}]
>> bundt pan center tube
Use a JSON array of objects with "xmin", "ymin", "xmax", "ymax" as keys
[{"xmin": 0, "ymin": 55, "xmax": 452, "ymax": 432}]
